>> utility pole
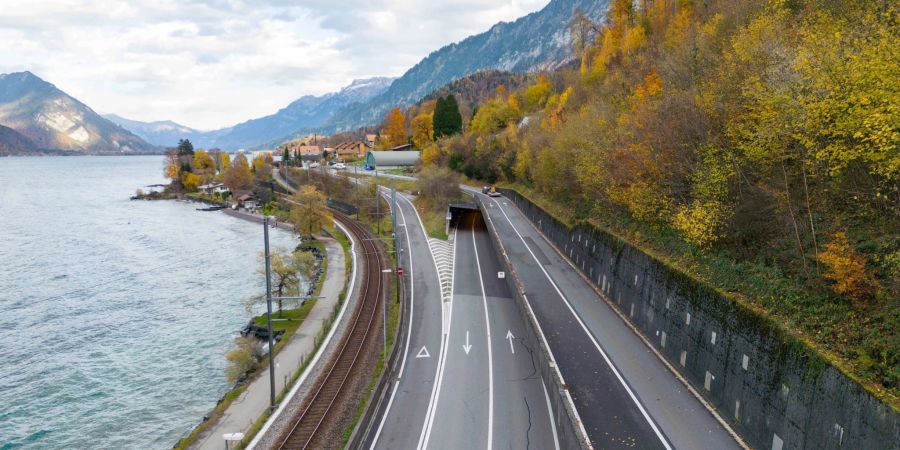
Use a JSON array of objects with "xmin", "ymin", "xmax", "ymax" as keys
[
  {"xmin": 375, "ymin": 169, "xmax": 380, "ymax": 235},
  {"xmin": 354, "ymin": 165, "xmax": 360, "ymax": 220},
  {"xmin": 263, "ymin": 216, "xmax": 276, "ymax": 411}
]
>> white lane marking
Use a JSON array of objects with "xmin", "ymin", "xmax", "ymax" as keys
[
  {"xmin": 487, "ymin": 195, "xmax": 673, "ymax": 450},
  {"xmin": 463, "ymin": 330, "xmax": 472, "ymax": 355},
  {"xmin": 506, "ymin": 330, "xmax": 515, "ymax": 354},
  {"xmin": 369, "ymin": 194, "xmax": 421, "ymax": 450},
  {"xmin": 417, "ymin": 204, "xmax": 457, "ymax": 450},
  {"xmin": 417, "ymin": 346, "xmax": 431, "ymax": 358},
  {"xmin": 247, "ymin": 220, "xmax": 358, "ymax": 450},
  {"xmin": 471, "ymin": 213, "xmax": 495, "ymax": 450},
  {"xmin": 541, "ymin": 377, "xmax": 561, "ymax": 450}
]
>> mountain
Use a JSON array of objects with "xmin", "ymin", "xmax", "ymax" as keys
[
  {"xmin": 0, "ymin": 71, "xmax": 158, "ymax": 154},
  {"xmin": 322, "ymin": 0, "xmax": 607, "ymax": 132},
  {"xmin": 194, "ymin": 77, "xmax": 393, "ymax": 151},
  {"xmin": 103, "ymin": 114, "xmax": 203, "ymax": 148},
  {"xmin": 0, "ymin": 124, "xmax": 41, "ymax": 155}
]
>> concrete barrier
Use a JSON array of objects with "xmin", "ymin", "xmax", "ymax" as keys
[
  {"xmin": 474, "ymin": 194, "xmax": 593, "ymax": 449},
  {"xmin": 497, "ymin": 188, "xmax": 898, "ymax": 450}
]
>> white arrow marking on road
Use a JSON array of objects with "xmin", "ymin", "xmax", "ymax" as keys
[
  {"xmin": 416, "ymin": 346, "xmax": 430, "ymax": 358},
  {"xmin": 462, "ymin": 331, "xmax": 472, "ymax": 355},
  {"xmin": 506, "ymin": 330, "xmax": 515, "ymax": 354}
]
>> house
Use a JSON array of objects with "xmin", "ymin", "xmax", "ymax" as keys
[
  {"xmin": 333, "ymin": 142, "xmax": 368, "ymax": 160},
  {"xmin": 198, "ymin": 182, "xmax": 226, "ymax": 195},
  {"xmin": 364, "ymin": 150, "xmax": 421, "ymax": 170},
  {"xmin": 390, "ymin": 143, "xmax": 414, "ymax": 152},
  {"xmin": 365, "ymin": 134, "xmax": 377, "ymax": 147},
  {"xmin": 295, "ymin": 145, "xmax": 322, "ymax": 162},
  {"xmin": 232, "ymin": 190, "xmax": 258, "ymax": 209}
]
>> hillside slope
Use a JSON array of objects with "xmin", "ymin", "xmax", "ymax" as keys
[
  {"xmin": 203, "ymin": 77, "xmax": 393, "ymax": 150},
  {"xmin": 0, "ymin": 71, "xmax": 158, "ymax": 154},
  {"xmin": 0, "ymin": 124, "xmax": 41, "ymax": 155},
  {"xmin": 323, "ymin": 0, "xmax": 607, "ymax": 132},
  {"xmin": 103, "ymin": 114, "xmax": 203, "ymax": 148}
]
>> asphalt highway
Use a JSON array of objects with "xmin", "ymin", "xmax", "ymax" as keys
[
  {"xmin": 474, "ymin": 191, "xmax": 742, "ymax": 450},
  {"xmin": 365, "ymin": 196, "xmax": 558, "ymax": 449}
]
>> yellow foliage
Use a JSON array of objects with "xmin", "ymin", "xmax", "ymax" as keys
[
  {"xmin": 634, "ymin": 69, "xmax": 664, "ymax": 100},
  {"xmin": 421, "ymin": 143, "xmax": 444, "ymax": 166},
  {"xmin": 411, "ymin": 113, "xmax": 434, "ymax": 149},
  {"xmin": 817, "ymin": 232, "xmax": 878, "ymax": 302},
  {"xmin": 164, "ymin": 162, "xmax": 179, "ymax": 180},
  {"xmin": 622, "ymin": 24, "xmax": 647, "ymax": 53},
  {"xmin": 522, "ymin": 75, "xmax": 553, "ymax": 110},
  {"xmin": 383, "ymin": 107, "xmax": 408, "ymax": 148},
  {"xmin": 182, "ymin": 173, "xmax": 203, "ymax": 192},
  {"xmin": 673, "ymin": 200, "xmax": 729, "ymax": 248},
  {"xmin": 289, "ymin": 185, "xmax": 332, "ymax": 237}
]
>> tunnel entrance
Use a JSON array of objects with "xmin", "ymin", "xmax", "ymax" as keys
[{"xmin": 446, "ymin": 200, "xmax": 478, "ymax": 235}]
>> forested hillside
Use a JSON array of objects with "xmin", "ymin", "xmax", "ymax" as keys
[{"xmin": 422, "ymin": 0, "xmax": 899, "ymax": 402}]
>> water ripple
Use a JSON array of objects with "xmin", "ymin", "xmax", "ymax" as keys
[{"xmin": 0, "ymin": 156, "xmax": 295, "ymax": 449}]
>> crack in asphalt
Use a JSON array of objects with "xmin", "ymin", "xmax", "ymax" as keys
[{"xmin": 524, "ymin": 395, "xmax": 533, "ymax": 450}]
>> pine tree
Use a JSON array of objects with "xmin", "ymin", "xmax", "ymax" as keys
[
  {"xmin": 176, "ymin": 138, "xmax": 194, "ymax": 156},
  {"xmin": 433, "ymin": 95, "xmax": 463, "ymax": 138},
  {"xmin": 282, "ymin": 148, "xmax": 291, "ymax": 166}
]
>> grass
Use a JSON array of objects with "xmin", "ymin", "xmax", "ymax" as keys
[
  {"xmin": 413, "ymin": 197, "xmax": 449, "ymax": 240},
  {"xmin": 502, "ymin": 182, "xmax": 899, "ymax": 409}
]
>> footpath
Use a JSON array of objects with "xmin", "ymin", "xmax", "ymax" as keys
[{"xmin": 191, "ymin": 234, "xmax": 346, "ymax": 450}]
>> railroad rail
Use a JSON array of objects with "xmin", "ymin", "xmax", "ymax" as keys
[{"xmin": 277, "ymin": 210, "xmax": 385, "ymax": 449}]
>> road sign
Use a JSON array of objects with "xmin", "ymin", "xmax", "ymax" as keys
[
  {"xmin": 498, "ymin": 271, "xmax": 505, "ymax": 279},
  {"xmin": 397, "ymin": 266, "xmax": 404, "ymax": 277}
]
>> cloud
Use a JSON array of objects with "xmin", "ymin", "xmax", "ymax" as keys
[{"xmin": 0, "ymin": 0, "xmax": 549, "ymax": 130}]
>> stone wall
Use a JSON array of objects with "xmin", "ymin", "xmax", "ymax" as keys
[{"xmin": 498, "ymin": 188, "xmax": 898, "ymax": 450}]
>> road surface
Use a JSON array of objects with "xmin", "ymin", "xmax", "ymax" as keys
[
  {"xmin": 474, "ymin": 190, "xmax": 742, "ymax": 449},
  {"xmin": 364, "ymin": 195, "xmax": 557, "ymax": 449}
]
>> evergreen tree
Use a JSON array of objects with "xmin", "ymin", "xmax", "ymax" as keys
[
  {"xmin": 445, "ymin": 95, "xmax": 462, "ymax": 135},
  {"xmin": 433, "ymin": 95, "xmax": 463, "ymax": 138},
  {"xmin": 176, "ymin": 138, "xmax": 194, "ymax": 156},
  {"xmin": 282, "ymin": 148, "xmax": 291, "ymax": 166}
]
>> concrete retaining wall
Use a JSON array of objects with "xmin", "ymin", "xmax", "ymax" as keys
[
  {"xmin": 497, "ymin": 188, "xmax": 898, "ymax": 450},
  {"xmin": 475, "ymin": 195, "xmax": 592, "ymax": 449}
]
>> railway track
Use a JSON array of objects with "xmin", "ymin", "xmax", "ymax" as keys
[{"xmin": 277, "ymin": 211, "xmax": 385, "ymax": 449}]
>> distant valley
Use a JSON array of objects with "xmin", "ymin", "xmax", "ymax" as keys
[{"xmin": 2, "ymin": 0, "xmax": 605, "ymax": 154}]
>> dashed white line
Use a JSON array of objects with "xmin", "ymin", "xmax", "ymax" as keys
[{"xmin": 470, "ymin": 213, "xmax": 494, "ymax": 450}]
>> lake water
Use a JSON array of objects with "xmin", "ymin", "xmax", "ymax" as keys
[{"xmin": 0, "ymin": 156, "xmax": 295, "ymax": 449}]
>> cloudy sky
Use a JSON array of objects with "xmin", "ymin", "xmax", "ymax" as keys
[{"xmin": 0, "ymin": 0, "xmax": 549, "ymax": 130}]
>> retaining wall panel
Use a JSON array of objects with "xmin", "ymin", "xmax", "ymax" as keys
[{"xmin": 496, "ymin": 188, "xmax": 899, "ymax": 450}]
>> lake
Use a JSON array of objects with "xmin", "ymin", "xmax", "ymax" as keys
[{"xmin": 0, "ymin": 155, "xmax": 295, "ymax": 449}]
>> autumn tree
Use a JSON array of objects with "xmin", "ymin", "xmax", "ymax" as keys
[
  {"xmin": 416, "ymin": 165, "xmax": 461, "ymax": 208},
  {"xmin": 225, "ymin": 336, "xmax": 257, "ymax": 383},
  {"xmin": 192, "ymin": 150, "xmax": 217, "ymax": 184},
  {"xmin": 289, "ymin": 185, "xmax": 332, "ymax": 238},
  {"xmin": 817, "ymin": 232, "xmax": 878, "ymax": 303},
  {"xmin": 219, "ymin": 152, "xmax": 231, "ymax": 175},
  {"xmin": 411, "ymin": 113, "xmax": 434, "ymax": 148},
  {"xmin": 255, "ymin": 247, "xmax": 319, "ymax": 313},
  {"xmin": 223, "ymin": 153, "xmax": 253, "ymax": 192},
  {"xmin": 382, "ymin": 107, "xmax": 407, "ymax": 148},
  {"xmin": 163, "ymin": 149, "xmax": 181, "ymax": 183},
  {"xmin": 253, "ymin": 154, "xmax": 274, "ymax": 183}
]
